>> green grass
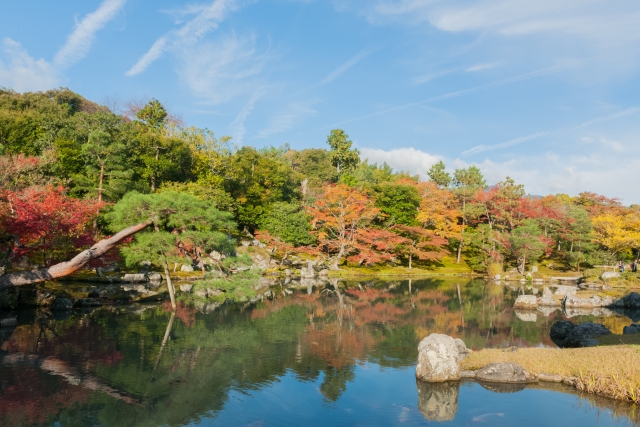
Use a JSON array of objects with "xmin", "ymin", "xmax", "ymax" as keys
[{"xmin": 331, "ymin": 256, "xmax": 477, "ymax": 278}]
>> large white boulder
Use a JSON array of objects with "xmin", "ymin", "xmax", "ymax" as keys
[
  {"xmin": 416, "ymin": 334, "xmax": 460, "ymax": 382},
  {"xmin": 513, "ymin": 295, "xmax": 538, "ymax": 310}
]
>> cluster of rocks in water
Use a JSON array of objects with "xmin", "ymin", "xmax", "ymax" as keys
[{"xmin": 414, "ymin": 333, "xmax": 577, "ymax": 422}]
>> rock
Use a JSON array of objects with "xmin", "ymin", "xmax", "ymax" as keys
[
  {"xmin": 194, "ymin": 289, "xmax": 208, "ymax": 298},
  {"xmin": 554, "ymin": 285, "xmax": 577, "ymax": 296},
  {"xmin": 285, "ymin": 269, "xmax": 292, "ymax": 277},
  {"xmin": 180, "ymin": 264, "xmax": 195, "ymax": 272},
  {"xmin": 601, "ymin": 272, "xmax": 620, "ymax": 280},
  {"xmin": 531, "ymin": 287, "xmax": 539, "ymax": 295},
  {"xmin": 513, "ymin": 295, "xmax": 537, "ymax": 310},
  {"xmin": 493, "ymin": 274, "xmax": 501, "ymax": 281},
  {"xmin": 623, "ymin": 324, "xmax": 640, "ymax": 334},
  {"xmin": 454, "ymin": 338, "xmax": 471, "ymax": 362},
  {"xmin": 460, "ymin": 370, "xmax": 476, "ymax": 378},
  {"xmin": 73, "ymin": 298, "xmax": 102, "ymax": 308},
  {"xmin": 416, "ymin": 333, "xmax": 460, "ymax": 382},
  {"xmin": 531, "ymin": 266, "xmax": 539, "ymax": 273},
  {"xmin": 475, "ymin": 363, "xmax": 534, "ymax": 383},
  {"xmin": 612, "ymin": 292, "xmax": 640, "ymax": 308},
  {"xmin": 123, "ymin": 273, "xmax": 147, "ymax": 282},
  {"xmin": 180, "ymin": 284, "xmax": 193, "ymax": 293},
  {"xmin": 542, "ymin": 287, "xmax": 553, "ymax": 297},
  {"xmin": 537, "ymin": 296, "xmax": 559, "ymax": 307},
  {"xmin": 550, "ymin": 320, "xmax": 576, "ymax": 346},
  {"xmin": 301, "ymin": 261, "xmax": 316, "ymax": 278},
  {"xmin": 563, "ymin": 295, "xmax": 610, "ymax": 308},
  {"xmin": 52, "ymin": 298, "xmax": 73, "ymax": 311},
  {"xmin": 0, "ymin": 318, "xmax": 17, "ymax": 327},
  {"xmin": 36, "ymin": 290, "xmax": 56, "ymax": 307},
  {"xmin": 563, "ymin": 376, "xmax": 578, "ymax": 387},
  {"xmin": 416, "ymin": 381, "xmax": 459, "ymax": 422},
  {"xmin": 318, "ymin": 269, "xmax": 329, "ymax": 279},
  {"xmin": 562, "ymin": 322, "xmax": 611, "ymax": 347},
  {"xmin": 146, "ymin": 272, "xmax": 163, "ymax": 283},
  {"xmin": 515, "ymin": 311, "xmax": 537, "ymax": 322},
  {"xmin": 0, "ymin": 288, "xmax": 20, "ymax": 309},
  {"xmin": 538, "ymin": 373, "xmax": 563, "ymax": 382}
]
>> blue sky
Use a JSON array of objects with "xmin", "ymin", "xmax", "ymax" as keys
[{"xmin": 1, "ymin": 0, "xmax": 640, "ymax": 202}]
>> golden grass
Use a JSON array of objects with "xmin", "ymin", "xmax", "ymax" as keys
[{"xmin": 461, "ymin": 345, "xmax": 640, "ymax": 403}]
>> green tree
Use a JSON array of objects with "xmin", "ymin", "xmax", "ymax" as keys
[
  {"xmin": 372, "ymin": 183, "xmax": 421, "ymax": 226},
  {"xmin": 509, "ymin": 220, "xmax": 548, "ymax": 273},
  {"xmin": 224, "ymin": 146, "xmax": 300, "ymax": 231},
  {"xmin": 453, "ymin": 166, "xmax": 486, "ymax": 263},
  {"xmin": 427, "ymin": 160, "xmax": 451, "ymax": 188},
  {"xmin": 135, "ymin": 99, "xmax": 168, "ymax": 131},
  {"xmin": 258, "ymin": 202, "xmax": 315, "ymax": 246},
  {"xmin": 327, "ymin": 129, "xmax": 360, "ymax": 175},
  {"xmin": 105, "ymin": 192, "xmax": 237, "ymax": 309},
  {"xmin": 78, "ymin": 129, "xmax": 129, "ymax": 202}
]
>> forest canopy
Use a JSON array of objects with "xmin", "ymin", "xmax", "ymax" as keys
[{"xmin": 1, "ymin": 87, "xmax": 638, "ymax": 274}]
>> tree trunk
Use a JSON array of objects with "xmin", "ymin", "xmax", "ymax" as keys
[
  {"xmin": 0, "ymin": 220, "xmax": 153, "ymax": 290},
  {"xmin": 456, "ymin": 241, "xmax": 462, "ymax": 264},
  {"xmin": 457, "ymin": 199, "xmax": 466, "ymax": 264},
  {"xmin": 162, "ymin": 257, "xmax": 177, "ymax": 310},
  {"xmin": 409, "ymin": 253, "xmax": 412, "ymax": 270},
  {"xmin": 98, "ymin": 162, "xmax": 105, "ymax": 203}
]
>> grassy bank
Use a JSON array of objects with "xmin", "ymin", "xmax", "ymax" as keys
[
  {"xmin": 461, "ymin": 344, "xmax": 640, "ymax": 403},
  {"xmin": 329, "ymin": 256, "xmax": 478, "ymax": 278}
]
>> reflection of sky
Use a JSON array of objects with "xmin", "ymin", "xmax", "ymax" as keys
[{"xmin": 205, "ymin": 365, "xmax": 633, "ymax": 427}]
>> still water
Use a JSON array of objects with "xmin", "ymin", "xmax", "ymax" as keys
[{"xmin": 0, "ymin": 278, "xmax": 637, "ymax": 426}]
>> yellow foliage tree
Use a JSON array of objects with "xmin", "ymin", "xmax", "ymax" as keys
[
  {"xmin": 592, "ymin": 212, "xmax": 640, "ymax": 255},
  {"xmin": 413, "ymin": 181, "xmax": 462, "ymax": 239}
]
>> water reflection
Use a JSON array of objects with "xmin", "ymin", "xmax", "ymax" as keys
[{"xmin": 0, "ymin": 278, "xmax": 638, "ymax": 426}]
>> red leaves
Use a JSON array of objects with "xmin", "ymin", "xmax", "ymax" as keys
[{"xmin": 3, "ymin": 186, "xmax": 104, "ymax": 265}]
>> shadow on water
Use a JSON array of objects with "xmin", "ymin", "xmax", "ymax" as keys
[{"xmin": 0, "ymin": 278, "xmax": 638, "ymax": 426}]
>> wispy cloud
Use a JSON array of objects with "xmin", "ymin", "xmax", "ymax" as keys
[
  {"xmin": 54, "ymin": 0, "xmax": 127, "ymax": 68},
  {"xmin": 0, "ymin": 38, "xmax": 59, "ymax": 92},
  {"xmin": 412, "ymin": 67, "xmax": 459, "ymax": 85},
  {"xmin": 177, "ymin": 33, "xmax": 273, "ymax": 104},
  {"xmin": 229, "ymin": 89, "xmax": 264, "ymax": 144},
  {"xmin": 126, "ymin": 0, "xmax": 248, "ymax": 76},
  {"xmin": 465, "ymin": 61, "xmax": 503, "ymax": 72},
  {"xmin": 318, "ymin": 62, "xmax": 576, "ymax": 130},
  {"xmin": 256, "ymin": 102, "xmax": 317, "ymax": 138},
  {"xmin": 320, "ymin": 48, "xmax": 374, "ymax": 85},
  {"xmin": 462, "ymin": 131, "xmax": 549, "ymax": 155},
  {"xmin": 575, "ymin": 106, "xmax": 640, "ymax": 129}
]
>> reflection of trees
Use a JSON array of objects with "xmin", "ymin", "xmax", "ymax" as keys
[{"xmin": 0, "ymin": 278, "xmax": 574, "ymax": 426}]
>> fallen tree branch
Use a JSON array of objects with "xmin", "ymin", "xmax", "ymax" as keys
[{"xmin": 0, "ymin": 220, "xmax": 153, "ymax": 290}]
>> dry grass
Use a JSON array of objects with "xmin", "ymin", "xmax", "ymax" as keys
[{"xmin": 461, "ymin": 345, "xmax": 640, "ymax": 403}]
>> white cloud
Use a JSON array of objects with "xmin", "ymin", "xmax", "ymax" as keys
[
  {"xmin": 256, "ymin": 102, "xmax": 317, "ymax": 138},
  {"xmin": 177, "ymin": 33, "xmax": 273, "ymax": 104},
  {"xmin": 358, "ymin": 147, "xmax": 441, "ymax": 179},
  {"xmin": 462, "ymin": 131, "xmax": 549, "ymax": 156},
  {"xmin": 127, "ymin": 0, "xmax": 248, "ymax": 76},
  {"xmin": 54, "ymin": 0, "xmax": 127, "ymax": 68},
  {"xmin": 0, "ymin": 38, "xmax": 59, "ymax": 92},
  {"xmin": 364, "ymin": 0, "xmax": 640, "ymax": 48},
  {"xmin": 229, "ymin": 89, "xmax": 264, "ymax": 144}
]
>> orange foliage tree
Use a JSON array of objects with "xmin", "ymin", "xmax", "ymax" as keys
[{"xmin": 307, "ymin": 184, "xmax": 382, "ymax": 268}]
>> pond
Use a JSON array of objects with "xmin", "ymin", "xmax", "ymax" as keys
[{"xmin": 0, "ymin": 278, "xmax": 637, "ymax": 426}]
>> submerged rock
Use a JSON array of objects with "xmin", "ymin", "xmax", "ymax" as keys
[
  {"xmin": 623, "ymin": 324, "xmax": 640, "ymax": 334},
  {"xmin": 611, "ymin": 292, "xmax": 640, "ymax": 309},
  {"xmin": 416, "ymin": 333, "xmax": 460, "ymax": 382},
  {"xmin": 51, "ymin": 298, "xmax": 73, "ymax": 311},
  {"xmin": 475, "ymin": 363, "xmax": 534, "ymax": 383},
  {"xmin": 552, "ymin": 321, "xmax": 611, "ymax": 347},
  {"xmin": 513, "ymin": 295, "xmax": 537, "ymax": 310},
  {"xmin": 550, "ymin": 320, "xmax": 576, "ymax": 346},
  {"xmin": 515, "ymin": 311, "xmax": 537, "ymax": 322},
  {"xmin": 416, "ymin": 380, "xmax": 459, "ymax": 422},
  {"xmin": 478, "ymin": 381, "xmax": 527, "ymax": 393}
]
